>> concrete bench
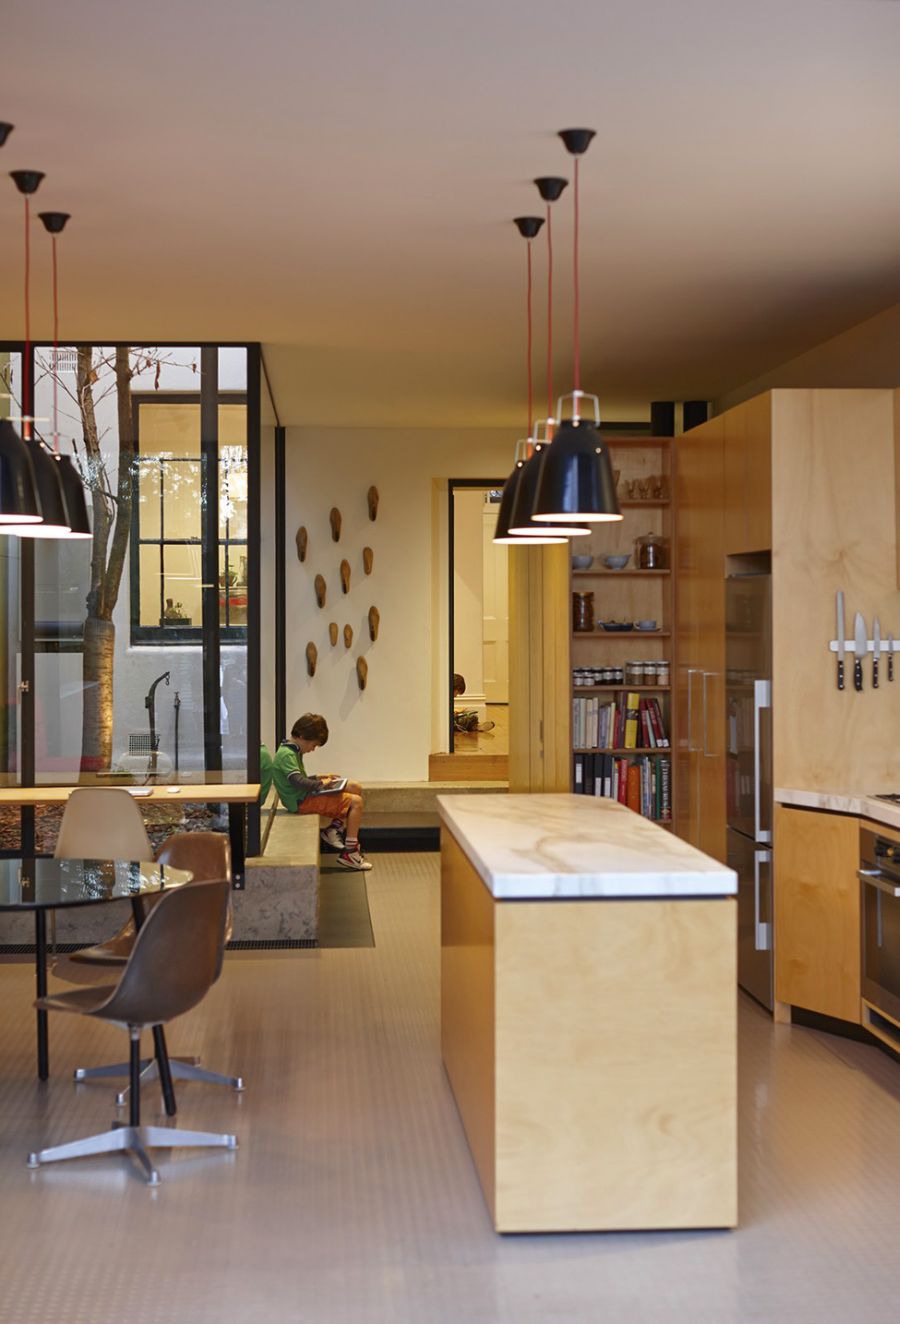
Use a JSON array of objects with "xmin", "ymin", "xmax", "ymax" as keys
[{"xmin": 234, "ymin": 798, "xmax": 320, "ymax": 942}]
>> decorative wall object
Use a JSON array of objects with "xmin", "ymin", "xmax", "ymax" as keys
[
  {"xmin": 329, "ymin": 622, "xmax": 338, "ymax": 646},
  {"xmin": 356, "ymin": 656, "xmax": 368, "ymax": 690},
  {"xmin": 343, "ymin": 624, "xmax": 353, "ymax": 649},
  {"xmin": 340, "ymin": 559, "xmax": 351, "ymax": 594},
  {"xmin": 367, "ymin": 486, "xmax": 379, "ymax": 521},
  {"xmin": 306, "ymin": 642, "xmax": 318, "ymax": 677},
  {"xmin": 296, "ymin": 526, "xmax": 308, "ymax": 562},
  {"xmin": 329, "ymin": 507, "xmax": 342, "ymax": 542},
  {"xmin": 314, "ymin": 574, "xmax": 327, "ymax": 608},
  {"xmin": 363, "ymin": 546, "xmax": 374, "ymax": 575},
  {"xmin": 368, "ymin": 605, "xmax": 380, "ymax": 641}
]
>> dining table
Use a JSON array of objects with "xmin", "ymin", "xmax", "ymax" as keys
[{"xmin": 0, "ymin": 857, "xmax": 192, "ymax": 1105}]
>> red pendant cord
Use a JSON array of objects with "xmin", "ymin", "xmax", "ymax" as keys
[
  {"xmin": 51, "ymin": 235, "xmax": 60, "ymax": 452},
  {"xmin": 546, "ymin": 202, "xmax": 553, "ymax": 421},
  {"xmin": 573, "ymin": 156, "xmax": 581, "ymax": 394},
  {"xmin": 526, "ymin": 239, "xmax": 534, "ymax": 437},
  {"xmin": 23, "ymin": 197, "xmax": 31, "ymax": 439}
]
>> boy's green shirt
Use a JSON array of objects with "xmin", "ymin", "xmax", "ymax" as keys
[{"xmin": 272, "ymin": 741, "xmax": 307, "ymax": 813}]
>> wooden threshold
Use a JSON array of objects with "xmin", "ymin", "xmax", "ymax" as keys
[{"xmin": 428, "ymin": 753, "xmax": 509, "ymax": 782}]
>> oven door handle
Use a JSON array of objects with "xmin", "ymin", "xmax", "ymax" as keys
[{"xmin": 858, "ymin": 868, "xmax": 900, "ymax": 898}]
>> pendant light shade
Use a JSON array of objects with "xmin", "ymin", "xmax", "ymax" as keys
[
  {"xmin": 13, "ymin": 440, "xmax": 71, "ymax": 538},
  {"xmin": 508, "ymin": 435, "xmax": 591, "ymax": 537},
  {"xmin": 55, "ymin": 454, "xmax": 91, "ymax": 538},
  {"xmin": 0, "ymin": 419, "xmax": 41, "ymax": 523},
  {"xmin": 531, "ymin": 412, "xmax": 621, "ymax": 524},
  {"xmin": 494, "ymin": 443, "xmax": 565, "ymax": 545}
]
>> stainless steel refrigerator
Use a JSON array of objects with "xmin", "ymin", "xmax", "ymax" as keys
[{"xmin": 725, "ymin": 573, "xmax": 773, "ymax": 1010}]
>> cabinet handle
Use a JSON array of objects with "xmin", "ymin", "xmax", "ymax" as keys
[
  {"xmin": 857, "ymin": 868, "xmax": 900, "ymax": 899},
  {"xmin": 687, "ymin": 668, "xmax": 701, "ymax": 752},
  {"xmin": 754, "ymin": 848, "xmax": 772, "ymax": 951},
  {"xmin": 702, "ymin": 671, "xmax": 715, "ymax": 758},
  {"xmin": 753, "ymin": 679, "xmax": 772, "ymax": 844}
]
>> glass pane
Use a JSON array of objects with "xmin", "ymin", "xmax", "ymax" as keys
[
  {"xmin": 219, "ymin": 546, "xmax": 248, "ymax": 629},
  {"xmin": 139, "ymin": 544, "xmax": 163, "ymax": 629},
  {"xmin": 163, "ymin": 545, "xmax": 202, "ymax": 627},
  {"xmin": 0, "ymin": 349, "xmax": 22, "ymax": 792},
  {"xmin": 162, "ymin": 457, "xmax": 201, "ymax": 541},
  {"xmin": 136, "ymin": 457, "xmax": 162, "ymax": 540},
  {"xmin": 138, "ymin": 401, "xmax": 201, "ymax": 458}
]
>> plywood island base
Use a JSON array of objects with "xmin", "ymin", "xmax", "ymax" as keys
[{"xmin": 441, "ymin": 828, "xmax": 737, "ymax": 1233}]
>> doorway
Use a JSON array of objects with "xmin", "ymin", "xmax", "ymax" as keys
[{"xmin": 447, "ymin": 480, "xmax": 509, "ymax": 766}]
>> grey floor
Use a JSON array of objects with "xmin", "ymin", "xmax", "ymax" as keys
[{"xmin": 2, "ymin": 852, "xmax": 900, "ymax": 1323}]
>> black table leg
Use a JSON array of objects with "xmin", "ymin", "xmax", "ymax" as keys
[
  {"xmin": 35, "ymin": 909, "xmax": 49, "ymax": 1081},
  {"xmin": 131, "ymin": 896, "xmax": 177, "ymax": 1117},
  {"xmin": 228, "ymin": 803, "xmax": 246, "ymax": 890}
]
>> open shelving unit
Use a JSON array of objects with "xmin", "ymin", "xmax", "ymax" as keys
[{"xmin": 569, "ymin": 436, "xmax": 677, "ymax": 825}]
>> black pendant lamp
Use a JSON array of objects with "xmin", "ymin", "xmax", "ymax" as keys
[
  {"xmin": 531, "ymin": 129, "xmax": 622, "ymax": 525},
  {"xmin": 39, "ymin": 210, "xmax": 91, "ymax": 539},
  {"xmin": 0, "ymin": 125, "xmax": 42, "ymax": 525},
  {"xmin": 8, "ymin": 169, "xmax": 71, "ymax": 539},
  {"xmin": 494, "ymin": 440, "xmax": 564, "ymax": 545},
  {"xmin": 494, "ymin": 216, "xmax": 566, "ymax": 546},
  {"xmin": 506, "ymin": 205, "xmax": 589, "ymax": 539}
]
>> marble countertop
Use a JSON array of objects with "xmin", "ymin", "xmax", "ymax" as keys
[
  {"xmin": 776, "ymin": 787, "xmax": 900, "ymax": 833},
  {"xmin": 436, "ymin": 793, "xmax": 737, "ymax": 900}
]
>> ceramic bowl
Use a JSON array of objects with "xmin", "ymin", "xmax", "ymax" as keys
[
  {"xmin": 635, "ymin": 619, "xmax": 658, "ymax": 631},
  {"xmin": 599, "ymin": 621, "xmax": 634, "ymax": 632},
  {"xmin": 602, "ymin": 554, "xmax": 631, "ymax": 571},
  {"xmin": 571, "ymin": 555, "xmax": 594, "ymax": 570}
]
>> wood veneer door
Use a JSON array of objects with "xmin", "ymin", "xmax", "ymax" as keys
[
  {"xmin": 774, "ymin": 805, "xmax": 861, "ymax": 1023},
  {"xmin": 674, "ymin": 431, "xmax": 701, "ymax": 844}
]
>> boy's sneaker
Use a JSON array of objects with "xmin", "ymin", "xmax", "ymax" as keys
[
  {"xmin": 320, "ymin": 824, "xmax": 345, "ymax": 851},
  {"xmin": 336, "ymin": 848, "xmax": 373, "ymax": 872}
]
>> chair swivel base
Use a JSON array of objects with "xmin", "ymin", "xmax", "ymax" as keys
[
  {"xmin": 73, "ymin": 1056, "xmax": 245, "ymax": 1102},
  {"xmin": 28, "ymin": 1119, "xmax": 238, "ymax": 1186}
]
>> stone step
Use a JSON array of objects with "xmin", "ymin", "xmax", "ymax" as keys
[{"xmin": 361, "ymin": 780, "xmax": 506, "ymax": 815}]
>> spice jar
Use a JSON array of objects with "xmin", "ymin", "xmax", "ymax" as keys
[
  {"xmin": 572, "ymin": 591, "xmax": 594, "ymax": 633},
  {"xmin": 635, "ymin": 531, "xmax": 669, "ymax": 570}
]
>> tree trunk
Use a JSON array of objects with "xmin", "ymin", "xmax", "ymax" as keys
[{"xmin": 80, "ymin": 615, "xmax": 116, "ymax": 772}]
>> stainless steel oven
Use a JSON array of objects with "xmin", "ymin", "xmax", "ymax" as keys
[{"xmin": 859, "ymin": 827, "xmax": 900, "ymax": 1026}]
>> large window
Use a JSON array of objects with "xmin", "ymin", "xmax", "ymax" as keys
[{"xmin": 130, "ymin": 397, "xmax": 248, "ymax": 645}]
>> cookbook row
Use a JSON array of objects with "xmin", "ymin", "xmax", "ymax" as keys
[
  {"xmin": 573, "ymin": 752, "xmax": 672, "ymax": 822},
  {"xmin": 573, "ymin": 692, "xmax": 670, "ymax": 752}
]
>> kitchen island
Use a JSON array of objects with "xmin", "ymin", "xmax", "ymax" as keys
[{"xmin": 438, "ymin": 792, "xmax": 738, "ymax": 1234}]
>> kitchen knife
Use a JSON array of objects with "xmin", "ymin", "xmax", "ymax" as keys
[
  {"xmin": 854, "ymin": 612, "xmax": 867, "ymax": 692},
  {"xmin": 873, "ymin": 617, "xmax": 881, "ymax": 689},
  {"xmin": 889, "ymin": 633, "xmax": 895, "ymax": 683},
  {"xmin": 836, "ymin": 591, "xmax": 846, "ymax": 691}
]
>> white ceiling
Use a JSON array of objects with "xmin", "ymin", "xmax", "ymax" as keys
[{"xmin": 3, "ymin": 0, "xmax": 900, "ymax": 427}]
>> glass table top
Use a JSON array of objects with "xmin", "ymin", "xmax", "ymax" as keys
[{"xmin": 0, "ymin": 859, "xmax": 192, "ymax": 910}]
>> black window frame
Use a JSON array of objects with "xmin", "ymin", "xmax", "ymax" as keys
[{"xmin": 129, "ymin": 390, "xmax": 249, "ymax": 647}]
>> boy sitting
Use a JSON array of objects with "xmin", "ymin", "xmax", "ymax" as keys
[{"xmin": 272, "ymin": 713, "xmax": 372, "ymax": 872}]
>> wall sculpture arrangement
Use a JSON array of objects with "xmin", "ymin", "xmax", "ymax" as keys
[{"xmin": 299, "ymin": 487, "xmax": 381, "ymax": 692}]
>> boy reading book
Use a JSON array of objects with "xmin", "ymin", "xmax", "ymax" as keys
[{"xmin": 272, "ymin": 713, "xmax": 372, "ymax": 871}]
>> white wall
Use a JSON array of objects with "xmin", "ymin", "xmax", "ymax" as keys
[
  {"xmin": 452, "ymin": 489, "xmax": 486, "ymax": 704},
  {"xmin": 281, "ymin": 427, "xmax": 512, "ymax": 782}
]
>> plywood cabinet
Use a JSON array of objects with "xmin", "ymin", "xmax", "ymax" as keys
[
  {"xmin": 674, "ymin": 417, "xmax": 726, "ymax": 862},
  {"xmin": 774, "ymin": 805, "xmax": 861, "ymax": 1023},
  {"xmin": 723, "ymin": 394, "xmax": 772, "ymax": 556}
]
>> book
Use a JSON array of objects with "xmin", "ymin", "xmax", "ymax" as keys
[{"xmin": 623, "ymin": 692, "xmax": 641, "ymax": 750}]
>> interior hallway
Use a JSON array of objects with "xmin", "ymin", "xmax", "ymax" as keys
[{"xmin": 1, "ymin": 853, "xmax": 899, "ymax": 1323}]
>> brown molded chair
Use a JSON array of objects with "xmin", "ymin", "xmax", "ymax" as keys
[
  {"xmin": 29, "ymin": 878, "xmax": 237, "ymax": 1186},
  {"xmin": 73, "ymin": 832, "xmax": 245, "ymax": 1100}
]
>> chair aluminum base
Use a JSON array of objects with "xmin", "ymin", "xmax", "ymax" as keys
[
  {"xmin": 28, "ymin": 1119, "xmax": 238, "ymax": 1186},
  {"xmin": 73, "ymin": 1055, "xmax": 245, "ymax": 1103}
]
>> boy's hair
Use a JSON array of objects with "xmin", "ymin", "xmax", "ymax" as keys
[
  {"xmin": 291, "ymin": 713, "xmax": 329, "ymax": 745},
  {"xmin": 453, "ymin": 673, "xmax": 466, "ymax": 696}
]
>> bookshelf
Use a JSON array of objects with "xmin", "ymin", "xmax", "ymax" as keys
[{"xmin": 570, "ymin": 436, "xmax": 676, "ymax": 825}]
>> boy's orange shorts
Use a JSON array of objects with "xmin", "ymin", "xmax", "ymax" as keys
[{"xmin": 297, "ymin": 791, "xmax": 353, "ymax": 819}]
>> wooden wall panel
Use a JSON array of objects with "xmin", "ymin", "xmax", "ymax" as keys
[
  {"xmin": 508, "ymin": 542, "xmax": 570, "ymax": 793},
  {"xmin": 440, "ymin": 828, "xmax": 496, "ymax": 1220},
  {"xmin": 774, "ymin": 805, "xmax": 861, "ymax": 1022},
  {"xmin": 771, "ymin": 390, "xmax": 900, "ymax": 791}
]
